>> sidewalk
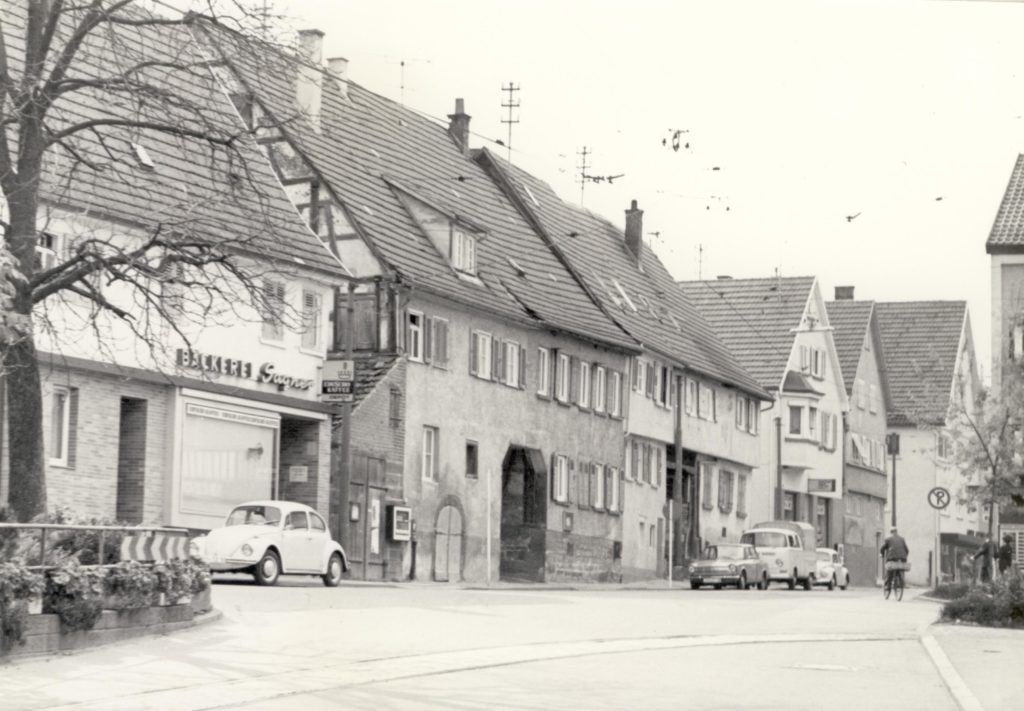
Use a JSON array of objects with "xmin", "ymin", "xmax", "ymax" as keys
[{"xmin": 928, "ymin": 623, "xmax": 1024, "ymax": 711}]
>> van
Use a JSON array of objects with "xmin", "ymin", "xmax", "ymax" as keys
[{"xmin": 739, "ymin": 521, "xmax": 818, "ymax": 590}]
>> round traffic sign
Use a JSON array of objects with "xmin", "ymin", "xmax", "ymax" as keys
[{"xmin": 928, "ymin": 487, "xmax": 951, "ymax": 510}]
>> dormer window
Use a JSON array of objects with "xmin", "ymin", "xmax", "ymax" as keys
[{"xmin": 450, "ymin": 226, "xmax": 477, "ymax": 274}]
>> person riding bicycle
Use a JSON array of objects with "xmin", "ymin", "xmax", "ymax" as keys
[{"xmin": 880, "ymin": 526, "xmax": 909, "ymax": 591}]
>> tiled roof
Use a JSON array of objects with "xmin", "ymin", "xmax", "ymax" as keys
[
  {"xmin": 782, "ymin": 370, "xmax": 821, "ymax": 395},
  {"xmin": 678, "ymin": 277, "xmax": 816, "ymax": 391},
  {"xmin": 986, "ymin": 154, "xmax": 1024, "ymax": 252},
  {"xmin": 825, "ymin": 300, "xmax": 874, "ymax": 395},
  {"xmin": 200, "ymin": 24, "xmax": 637, "ymax": 352},
  {"xmin": 476, "ymin": 151, "xmax": 767, "ymax": 399},
  {"xmin": 352, "ymin": 354, "xmax": 399, "ymax": 411},
  {"xmin": 874, "ymin": 301, "xmax": 966, "ymax": 426},
  {"xmin": 2, "ymin": 2, "xmax": 345, "ymax": 278}
]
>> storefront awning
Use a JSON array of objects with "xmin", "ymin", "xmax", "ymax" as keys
[{"xmin": 940, "ymin": 532, "xmax": 985, "ymax": 549}]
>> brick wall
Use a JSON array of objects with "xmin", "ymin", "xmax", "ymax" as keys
[{"xmin": 0, "ymin": 366, "xmax": 171, "ymax": 522}]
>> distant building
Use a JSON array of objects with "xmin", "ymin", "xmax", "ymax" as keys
[
  {"xmin": 875, "ymin": 301, "xmax": 984, "ymax": 586},
  {"xmin": 826, "ymin": 290, "xmax": 891, "ymax": 586},
  {"xmin": 680, "ymin": 277, "xmax": 848, "ymax": 554}
]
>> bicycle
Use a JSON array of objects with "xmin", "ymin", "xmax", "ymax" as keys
[{"xmin": 883, "ymin": 560, "xmax": 909, "ymax": 601}]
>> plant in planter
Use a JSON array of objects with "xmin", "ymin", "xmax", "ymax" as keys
[
  {"xmin": 154, "ymin": 559, "xmax": 196, "ymax": 605},
  {"xmin": 45, "ymin": 561, "xmax": 105, "ymax": 632},
  {"xmin": 104, "ymin": 561, "xmax": 157, "ymax": 610},
  {"xmin": 0, "ymin": 562, "xmax": 45, "ymax": 650}
]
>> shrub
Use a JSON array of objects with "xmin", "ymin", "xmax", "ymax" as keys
[
  {"xmin": 940, "ymin": 574, "xmax": 1024, "ymax": 628},
  {"xmin": 104, "ymin": 561, "xmax": 157, "ymax": 609},
  {"xmin": 0, "ymin": 562, "xmax": 44, "ymax": 650},
  {"xmin": 155, "ymin": 559, "xmax": 207, "ymax": 604},
  {"xmin": 45, "ymin": 561, "xmax": 105, "ymax": 632},
  {"xmin": 42, "ymin": 508, "xmax": 124, "ymax": 566},
  {"xmin": 930, "ymin": 582, "xmax": 971, "ymax": 600}
]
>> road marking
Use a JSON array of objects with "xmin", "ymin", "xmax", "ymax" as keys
[
  {"xmin": 788, "ymin": 663, "xmax": 858, "ymax": 672},
  {"xmin": 920, "ymin": 633, "xmax": 984, "ymax": 711}
]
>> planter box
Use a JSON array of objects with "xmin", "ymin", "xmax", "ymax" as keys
[{"xmin": 190, "ymin": 586, "xmax": 212, "ymax": 615}]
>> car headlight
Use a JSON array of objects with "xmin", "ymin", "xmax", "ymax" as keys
[
  {"xmin": 728, "ymin": 564, "xmax": 737, "ymax": 573},
  {"xmin": 688, "ymin": 565, "xmax": 695, "ymax": 574},
  {"xmin": 241, "ymin": 543, "xmax": 254, "ymax": 557},
  {"xmin": 776, "ymin": 558, "xmax": 784, "ymax": 568}
]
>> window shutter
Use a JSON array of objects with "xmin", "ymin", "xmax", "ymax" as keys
[
  {"xmin": 567, "ymin": 459, "xmax": 576, "ymax": 504},
  {"xmin": 423, "ymin": 317, "xmax": 433, "ymax": 365},
  {"xmin": 493, "ymin": 338, "xmax": 503, "ymax": 382},
  {"xmin": 551, "ymin": 453, "xmax": 559, "ymax": 502},
  {"xmin": 400, "ymin": 308, "xmax": 409, "ymax": 353},
  {"xmin": 570, "ymin": 357, "xmax": 580, "ymax": 404},
  {"xmin": 436, "ymin": 320, "xmax": 448, "ymax": 366},
  {"xmin": 619, "ymin": 469, "xmax": 625, "ymax": 513},
  {"xmin": 656, "ymin": 448, "xmax": 663, "ymax": 487},
  {"xmin": 469, "ymin": 332, "xmax": 478, "ymax": 375}
]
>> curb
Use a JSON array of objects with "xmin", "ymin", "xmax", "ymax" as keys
[{"xmin": 920, "ymin": 633, "xmax": 984, "ymax": 711}]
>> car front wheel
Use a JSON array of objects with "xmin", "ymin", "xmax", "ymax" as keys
[
  {"xmin": 828, "ymin": 575, "xmax": 836, "ymax": 591},
  {"xmin": 737, "ymin": 572, "xmax": 747, "ymax": 590},
  {"xmin": 758, "ymin": 572, "xmax": 768, "ymax": 590},
  {"xmin": 690, "ymin": 581, "xmax": 701, "ymax": 590},
  {"xmin": 254, "ymin": 550, "xmax": 280, "ymax": 586},
  {"xmin": 322, "ymin": 553, "xmax": 344, "ymax": 587}
]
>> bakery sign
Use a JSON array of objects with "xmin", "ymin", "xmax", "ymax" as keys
[{"xmin": 176, "ymin": 348, "xmax": 314, "ymax": 391}]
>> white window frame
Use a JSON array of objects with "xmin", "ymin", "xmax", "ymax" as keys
[
  {"xmin": 685, "ymin": 378, "xmax": 697, "ymax": 416},
  {"xmin": 610, "ymin": 371, "xmax": 623, "ymax": 416},
  {"xmin": 50, "ymin": 386, "xmax": 72, "ymax": 467},
  {"xmin": 407, "ymin": 311, "xmax": 424, "ymax": 362},
  {"xmin": 789, "ymin": 404, "xmax": 803, "ymax": 436},
  {"xmin": 422, "ymin": 426, "xmax": 438, "ymax": 481},
  {"xmin": 809, "ymin": 406, "xmax": 818, "ymax": 441},
  {"xmin": 736, "ymin": 395, "xmax": 747, "ymax": 430},
  {"xmin": 608, "ymin": 467, "xmax": 620, "ymax": 512},
  {"xmin": 579, "ymin": 361, "xmax": 591, "ymax": 408},
  {"xmin": 869, "ymin": 383, "xmax": 878, "ymax": 414},
  {"xmin": 653, "ymin": 364, "xmax": 664, "ymax": 406},
  {"xmin": 811, "ymin": 348, "xmax": 825, "ymax": 378},
  {"xmin": 537, "ymin": 347, "xmax": 551, "ymax": 396},
  {"xmin": 747, "ymin": 399, "xmax": 759, "ymax": 435},
  {"xmin": 593, "ymin": 366, "xmax": 606, "ymax": 413},
  {"xmin": 594, "ymin": 463, "xmax": 606, "ymax": 510},
  {"xmin": 553, "ymin": 454, "xmax": 569, "ymax": 503},
  {"xmin": 300, "ymin": 290, "xmax": 323, "ymax": 351},
  {"xmin": 473, "ymin": 330, "xmax": 492, "ymax": 380},
  {"xmin": 633, "ymin": 358, "xmax": 645, "ymax": 392},
  {"xmin": 555, "ymin": 352, "xmax": 571, "ymax": 403},
  {"xmin": 697, "ymin": 383, "xmax": 716, "ymax": 421},
  {"xmin": 450, "ymin": 227, "xmax": 477, "ymax": 274},
  {"xmin": 503, "ymin": 340, "xmax": 520, "ymax": 387}
]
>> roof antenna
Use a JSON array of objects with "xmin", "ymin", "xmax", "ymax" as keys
[
  {"xmin": 400, "ymin": 60, "xmax": 405, "ymax": 106},
  {"xmin": 577, "ymin": 145, "xmax": 591, "ymax": 206},
  {"xmin": 501, "ymin": 81, "xmax": 520, "ymax": 165},
  {"xmin": 698, "ymin": 243, "xmax": 703, "ymax": 280}
]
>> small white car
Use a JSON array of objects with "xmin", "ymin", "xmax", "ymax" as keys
[
  {"xmin": 814, "ymin": 548, "xmax": 850, "ymax": 590},
  {"xmin": 190, "ymin": 501, "xmax": 348, "ymax": 586}
]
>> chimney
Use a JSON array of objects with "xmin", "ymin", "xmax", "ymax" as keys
[
  {"xmin": 327, "ymin": 57, "xmax": 349, "ymax": 100},
  {"xmin": 624, "ymin": 200, "xmax": 644, "ymax": 264},
  {"xmin": 834, "ymin": 285, "xmax": 855, "ymax": 300},
  {"xmin": 296, "ymin": 29, "xmax": 324, "ymax": 132},
  {"xmin": 447, "ymin": 98, "xmax": 471, "ymax": 153}
]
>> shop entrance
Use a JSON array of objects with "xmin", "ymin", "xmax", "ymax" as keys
[{"xmin": 349, "ymin": 453, "xmax": 387, "ymax": 580}]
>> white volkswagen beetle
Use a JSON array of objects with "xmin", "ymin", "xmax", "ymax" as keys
[{"xmin": 190, "ymin": 501, "xmax": 348, "ymax": 586}]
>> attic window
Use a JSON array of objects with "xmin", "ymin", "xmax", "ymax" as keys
[
  {"xmin": 450, "ymin": 226, "xmax": 477, "ymax": 274},
  {"xmin": 131, "ymin": 142, "xmax": 155, "ymax": 170}
]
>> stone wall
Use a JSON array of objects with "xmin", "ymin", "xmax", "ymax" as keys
[{"xmin": 544, "ymin": 529, "xmax": 622, "ymax": 583}]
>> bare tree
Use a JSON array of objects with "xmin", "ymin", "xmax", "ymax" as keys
[{"xmin": 0, "ymin": 0, "xmax": 328, "ymax": 520}]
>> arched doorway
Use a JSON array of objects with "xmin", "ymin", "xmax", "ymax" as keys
[
  {"xmin": 434, "ymin": 503, "xmax": 463, "ymax": 582},
  {"xmin": 499, "ymin": 446, "xmax": 547, "ymax": 582}
]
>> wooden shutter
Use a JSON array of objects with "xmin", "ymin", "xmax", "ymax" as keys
[
  {"xmin": 570, "ymin": 357, "xmax": 580, "ymax": 404},
  {"xmin": 436, "ymin": 320, "xmax": 448, "ymax": 366},
  {"xmin": 423, "ymin": 316, "xmax": 433, "ymax": 365},
  {"xmin": 567, "ymin": 458, "xmax": 575, "ymax": 504},
  {"xmin": 469, "ymin": 332, "xmax": 478, "ymax": 375},
  {"xmin": 493, "ymin": 338, "xmax": 503, "ymax": 382},
  {"xmin": 645, "ymin": 363, "xmax": 654, "ymax": 398},
  {"xmin": 518, "ymin": 345, "xmax": 527, "ymax": 390},
  {"xmin": 551, "ymin": 454, "xmax": 559, "ymax": 502}
]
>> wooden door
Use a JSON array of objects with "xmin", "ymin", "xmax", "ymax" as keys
[{"xmin": 434, "ymin": 505, "xmax": 463, "ymax": 582}]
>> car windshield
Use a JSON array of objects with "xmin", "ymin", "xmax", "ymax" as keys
[
  {"xmin": 705, "ymin": 545, "xmax": 745, "ymax": 560},
  {"xmin": 740, "ymin": 531, "xmax": 787, "ymax": 547},
  {"xmin": 817, "ymin": 551, "xmax": 833, "ymax": 562},
  {"xmin": 226, "ymin": 505, "xmax": 282, "ymax": 527}
]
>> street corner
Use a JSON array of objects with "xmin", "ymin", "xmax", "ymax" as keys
[{"xmin": 926, "ymin": 622, "xmax": 1024, "ymax": 711}]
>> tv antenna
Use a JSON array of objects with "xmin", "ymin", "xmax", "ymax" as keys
[
  {"xmin": 577, "ymin": 145, "xmax": 624, "ymax": 206},
  {"xmin": 501, "ymin": 82, "xmax": 520, "ymax": 164}
]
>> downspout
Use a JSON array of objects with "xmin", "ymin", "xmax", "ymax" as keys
[
  {"xmin": 775, "ymin": 415, "xmax": 783, "ymax": 519},
  {"xmin": 673, "ymin": 372, "xmax": 686, "ymax": 561}
]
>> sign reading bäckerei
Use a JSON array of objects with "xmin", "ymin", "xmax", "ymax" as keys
[{"xmin": 175, "ymin": 348, "xmax": 314, "ymax": 391}]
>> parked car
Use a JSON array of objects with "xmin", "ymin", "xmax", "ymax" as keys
[
  {"xmin": 814, "ymin": 547, "xmax": 850, "ymax": 590},
  {"xmin": 190, "ymin": 501, "xmax": 348, "ymax": 586},
  {"xmin": 689, "ymin": 543, "xmax": 769, "ymax": 590},
  {"xmin": 740, "ymin": 521, "xmax": 818, "ymax": 590}
]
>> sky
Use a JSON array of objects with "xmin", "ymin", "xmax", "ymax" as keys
[{"xmin": 269, "ymin": 0, "xmax": 1024, "ymax": 384}]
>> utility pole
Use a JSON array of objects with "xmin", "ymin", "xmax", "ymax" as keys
[
  {"xmin": 775, "ymin": 416, "xmax": 783, "ymax": 519},
  {"xmin": 577, "ymin": 146, "xmax": 591, "ymax": 206},
  {"xmin": 887, "ymin": 433, "xmax": 899, "ymax": 527},
  {"xmin": 500, "ymin": 82, "xmax": 520, "ymax": 165}
]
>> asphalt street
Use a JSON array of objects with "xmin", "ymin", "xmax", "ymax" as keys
[{"xmin": 1, "ymin": 578, "xmax": 1021, "ymax": 710}]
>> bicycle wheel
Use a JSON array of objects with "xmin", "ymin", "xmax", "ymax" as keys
[
  {"xmin": 883, "ymin": 571, "xmax": 891, "ymax": 599},
  {"xmin": 894, "ymin": 571, "xmax": 904, "ymax": 601}
]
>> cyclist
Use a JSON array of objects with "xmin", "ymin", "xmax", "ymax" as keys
[{"xmin": 880, "ymin": 526, "xmax": 909, "ymax": 592}]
